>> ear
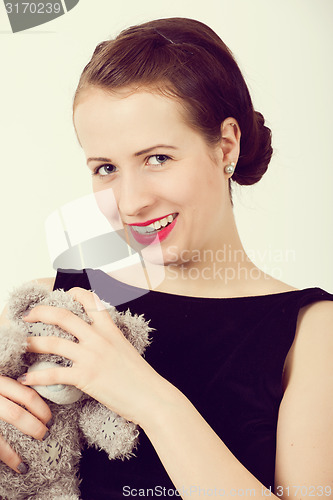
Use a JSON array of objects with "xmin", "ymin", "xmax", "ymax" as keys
[{"xmin": 219, "ymin": 117, "xmax": 241, "ymax": 169}]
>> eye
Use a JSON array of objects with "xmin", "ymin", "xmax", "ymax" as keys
[
  {"xmin": 146, "ymin": 155, "xmax": 170, "ymax": 166},
  {"xmin": 93, "ymin": 164, "xmax": 117, "ymax": 177}
]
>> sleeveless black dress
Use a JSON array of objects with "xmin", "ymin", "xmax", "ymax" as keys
[{"xmin": 54, "ymin": 268, "xmax": 333, "ymax": 499}]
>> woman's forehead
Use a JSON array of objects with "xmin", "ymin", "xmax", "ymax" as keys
[
  {"xmin": 73, "ymin": 87, "xmax": 199, "ymax": 150},
  {"xmin": 74, "ymin": 86, "xmax": 176, "ymax": 112}
]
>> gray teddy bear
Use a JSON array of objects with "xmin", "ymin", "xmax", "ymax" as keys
[{"xmin": 0, "ymin": 282, "xmax": 152, "ymax": 500}]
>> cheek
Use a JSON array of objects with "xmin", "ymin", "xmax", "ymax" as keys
[
  {"xmin": 182, "ymin": 165, "xmax": 224, "ymax": 219},
  {"xmin": 93, "ymin": 186, "xmax": 123, "ymax": 231},
  {"xmin": 176, "ymin": 169, "xmax": 213, "ymax": 209},
  {"xmin": 202, "ymin": 162, "xmax": 225, "ymax": 198},
  {"xmin": 168, "ymin": 183, "xmax": 194, "ymax": 206},
  {"xmin": 166, "ymin": 167, "xmax": 203, "ymax": 205}
]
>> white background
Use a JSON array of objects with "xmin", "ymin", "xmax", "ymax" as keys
[{"xmin": 0, "ymin": 0, "xmax": 332, "ymax": 310}]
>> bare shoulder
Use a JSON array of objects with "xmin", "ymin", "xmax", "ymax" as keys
[
  {"xmin": 294, "ymin": 298, "xmax": 333, "ymax": 345},
  {"xmin": 296, "ymin": 298, "xmax": 333, "ymax": 334},
  {"xmin": 34, "ymin": 277, "xmax": 56, "ymax": 291},
  {"xmin": 0, "ymin": 277, "xmax": 55, "ymax": 327},
  {"xmin": 283, "ymin": 299, "xmax": 333, "ymax": 388}
]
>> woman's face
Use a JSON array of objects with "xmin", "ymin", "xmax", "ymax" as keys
[{"xmin": 74, "ymin": 87, "xmax": 233, "ymax": 266}]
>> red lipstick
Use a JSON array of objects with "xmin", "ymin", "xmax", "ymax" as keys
[
  {"xmin": 128, "ymin": 214, "xmax": 178, "ymax": 245},
  {"xmin": 127, "ymin": 213, "xmax": 176, "ymax": 227}
]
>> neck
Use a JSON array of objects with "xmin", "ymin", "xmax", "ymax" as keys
[
  {"xmin": 153, "ymin": 214, "xmax": 265, "ymax": 297},
  {"xmin": 108, "ymin": 211, "xmax": 279, "ymax": 298}
]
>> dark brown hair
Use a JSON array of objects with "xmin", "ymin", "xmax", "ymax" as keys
[{"xmin": 74, "ymin": 17, "xmax": 273, "ymax": 189}]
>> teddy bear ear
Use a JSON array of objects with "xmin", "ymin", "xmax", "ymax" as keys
[{"xmin": 8, "ymin": 282, "xmax": 50, "ymax": 322}]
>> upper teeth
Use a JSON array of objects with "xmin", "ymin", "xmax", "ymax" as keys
[{"xmin": 131, "ymin": 214, "xmax": 176, "ymax": 234}]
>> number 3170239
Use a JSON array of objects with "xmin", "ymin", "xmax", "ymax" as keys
[
  {"xmin": 5, "ymin": 3, "xmax": 61, "ymax": 14},
  {"xmin": 275, "ymin": 486, "xmax": 332, "ymax": 497}
]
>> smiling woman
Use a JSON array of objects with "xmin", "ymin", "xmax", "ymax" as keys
[
  {"xmin": 1, "ymin": 16, "xmax": 333, "ymax": 500},
  {"xmin": 74, "ymin": 88, "xmax": 241, "ymax": 272}
]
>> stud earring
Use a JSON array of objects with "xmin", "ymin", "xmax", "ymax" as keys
[{"xmin": 224, "ymin": 162, "xmax": 235, "ymax": 175}]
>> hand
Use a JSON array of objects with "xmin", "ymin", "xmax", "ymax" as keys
[
  {"xmin": 18, "ymin": 287, "xmax": 169, "ymax": 426},
  {"xmin": 0, "ymin": 375, "xmax": 52, "ymax": 473}
]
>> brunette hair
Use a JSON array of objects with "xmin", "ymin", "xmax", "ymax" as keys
[{"xmin": 74, "ymin": 17, "xmax": 273, "ymax": 189}]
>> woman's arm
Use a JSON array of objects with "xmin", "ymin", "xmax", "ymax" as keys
[
  {"xmin": 275, "ymin": 300, "xmax": 333, "ymax": 496},
  {"xmin": 19, "ymin": 288, "xmax": 333, "ymax": 499},
  {"xmin": 139, "ymin": 383, "xmax": 267, "ymax": 498}
]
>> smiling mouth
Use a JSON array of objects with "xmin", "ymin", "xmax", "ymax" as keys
[{"xmin": 129, "ymin": 213, "xmax": 178, "ymax": 235}]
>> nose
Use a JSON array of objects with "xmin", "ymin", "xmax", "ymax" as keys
[{"xmin": 117, "ymin": 171, "xmax": 155, "ymax": 219}]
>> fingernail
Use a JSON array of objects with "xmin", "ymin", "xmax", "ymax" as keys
[
  {"xmin": 17, "ymin": 462, "xmax": 29, "ymax": 474},
  {"xmin": 42, "ymin": 430, "xmax": 50, "ymax": 441},
  {"xmin": 17, "ymin": 374, "xmax": 27, "ymax": 383},
  {"xmin": 22, "ymin": 310, "xmax": 30, "ymax": 317},
  {"xmin": 46, "ymin": 417, "xmax": 54, "ymax": 429}
]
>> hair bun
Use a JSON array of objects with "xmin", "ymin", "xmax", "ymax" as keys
[{"xmin": 233, "ymin": 111, "xmax": 273, "ymax": 186}]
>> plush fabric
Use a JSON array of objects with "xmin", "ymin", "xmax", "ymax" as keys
[{"xmin": 0, "ymin": 282, "xmax": 152, "ymax": 500}]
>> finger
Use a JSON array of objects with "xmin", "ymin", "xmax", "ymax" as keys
[
  {"xmin": 17, "ymin": 366, "xmax": 75, "ymax": 389},
  {"xmin": 0, "ymin": 433, "xmax": 28, "ymax": 474},
  {"xmin": 67, "ymin": 287, "xmax": 118, "ymax": 328},
  {"xmin": 26, "ymin": 336, "xmax": 80, "ymax": 361},
  {"xmin": 0, "ymin": 395, "xmax": 50, "ymax": 442},
  {"xmin": 23, "ymin": 305, "xmax": 91, "ymax": 342},
  {"xmin": 0, "ymin": 376, "xmax": 51, "ymax": 425},
  {"xmin": 68, "ymin": 287, "xmax": 108, "ymax": 315},
  {"xmin": 67, "ymin": 287, "xmax": 121, "ymax": 337}
]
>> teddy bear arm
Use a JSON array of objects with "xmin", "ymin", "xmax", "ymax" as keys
[
  {"xmin": 78, "ymin": 400, "xmax": 139, "ymax": 461},
  {"xmin": 0, "ymin": 324, "xmax": 28, "ymax": 378}
]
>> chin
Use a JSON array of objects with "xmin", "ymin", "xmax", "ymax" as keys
[{"xmin": 140, "ymin": 244, "xmax": 169, "ymax": 267}]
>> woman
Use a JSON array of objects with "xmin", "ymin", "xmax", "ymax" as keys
[{"xmin": 1, "ymin": 17, "xmax": 333, "ymax": 499}]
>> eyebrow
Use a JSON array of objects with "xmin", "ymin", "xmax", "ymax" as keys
[
  {"xmin": 134, "ymin": 144, "xmax": 178, "ymax": 157},
  {"xmin": 87, "ymin": 156, "xmax": 112, "ymax": 165},
  {"xmin": 87, "ymin": 145, "xmax": 178, "ymax": 165}
]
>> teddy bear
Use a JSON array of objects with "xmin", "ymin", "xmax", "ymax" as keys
[{"xmin": 0, "ymin": 281, "xmax": 152, "ymax": 500}]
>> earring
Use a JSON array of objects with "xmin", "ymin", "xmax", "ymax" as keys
[{"xmin": 224, "ymin": 162, "xmax": 235, "ymax": 175}]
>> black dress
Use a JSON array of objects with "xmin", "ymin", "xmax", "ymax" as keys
[{"xmin": 54, "ymin": 268, "xmax": 333, "ymax": 499}]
